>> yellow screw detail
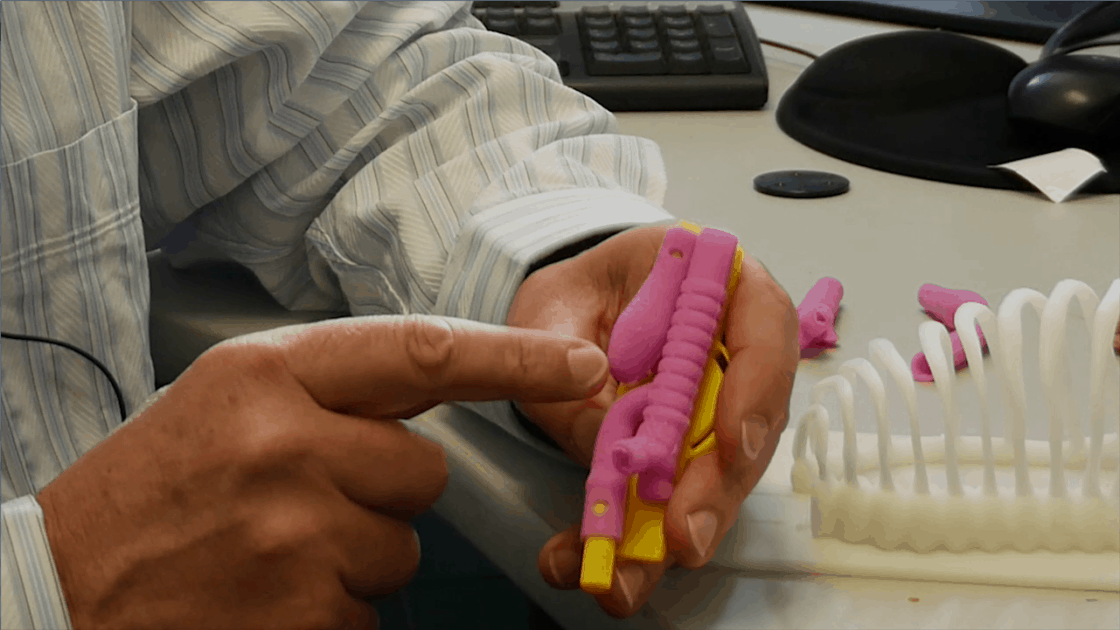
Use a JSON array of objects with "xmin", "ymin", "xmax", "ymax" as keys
[{"xmin": 593, "ymin": 500, "xmax": 608, "ymax": 516}]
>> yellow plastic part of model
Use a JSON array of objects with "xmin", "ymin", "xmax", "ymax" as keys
[
  {"xmin": 617, "ymin": 475, "xmax": 666, "ymax": 561},
  {"xmin": 617, "ymin": 346, "xmax": 727, "ymax": 562},
  {"xmin": 677, "ymin": 220, "xmax": 704, "ymax": 235},
  {"xmin": 611, "ymin": 239, "xmax": 745, "ymax": 565},
  {"xmin": 580, "ymin": 536, "xmax": 617, "ymax": 594}
]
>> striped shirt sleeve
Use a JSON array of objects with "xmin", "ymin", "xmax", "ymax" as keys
[
  {"xmin": 136, "ymin": 2, "xmax": 677, "ymax": 458},
  {"xmin": 1, "ymin": 498, "xmax": 72, "ymax": 630}
]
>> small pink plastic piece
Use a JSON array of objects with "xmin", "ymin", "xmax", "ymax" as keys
[
  {"xmin": 798, "ymin": 277, "xmax": 843, "ymax": 353},
  {"xmin": 582, "ymin": 227, "xmax": 738, "ymax": 543},
  {"xmin": 918, "ymin": 283, "xmax": 987, "ymax": 330},
  {"xmin": 911, "ymin": 329, "xmax": 989, "ymax": 382},
  {"xmin": 911, "ymin": 283, "xmax": 990, "ymax": 381}
]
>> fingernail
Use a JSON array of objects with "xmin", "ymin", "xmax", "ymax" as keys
[
  {"xmin": 567, "ymin": 346, "xmax": 608, "ymax": 392},
  {"xmin": 548, "ymin": 547, "xmax": 579, "ymax": 586},
  {"xmin": 615, "ymin": 563, "xmax": 644, "ymax": 610},
  {"xmin": 742, "ymin": 414, "xmax": 768, "ymax": 460},
  {"xmin": 686, "ymin": 510, "xmax": 719, "ymax": 559}
]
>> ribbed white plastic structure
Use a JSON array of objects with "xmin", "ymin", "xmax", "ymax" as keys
[{"xmin": 791, "ymin": 279, "xmax": 1120, "ymax": 554}]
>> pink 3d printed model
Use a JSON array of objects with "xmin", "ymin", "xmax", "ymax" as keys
[
  {"xmin": 919, "ymin": 283, "xmax": 986, "ymax": 325},
  {"xmin": 912, "ymin": 283, "xmax": 990, "ymax": 382},
  {"xmin": 580, "ymin": 224, "xmax": 739, "ymax": 594},
  {"xmin": 798, "ymin": 277, "xmax": 843, "ymax": 356}
]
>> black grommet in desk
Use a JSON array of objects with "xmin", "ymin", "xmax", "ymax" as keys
[{"xmin": 754, "ymin": 170, "xmax": 850, "ymax": 198}]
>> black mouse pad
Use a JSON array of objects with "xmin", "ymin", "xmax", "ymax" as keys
[{"xmin": 776, "ymin": 30, "xmax": 1120, "ymax": 195}]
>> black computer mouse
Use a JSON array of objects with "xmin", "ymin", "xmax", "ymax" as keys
[
  {"xmin": 1007, "ymin": 1, "xmax": 1120, "ymax": 149},
  {"xmin": 1007, "ymin": 53, "xmax": 1120, "ymax": 147}
]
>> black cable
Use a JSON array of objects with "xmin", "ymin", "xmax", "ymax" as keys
[
  {"xmin": 760, "ymin": 38, "xmax": 819, "ymax": 60},
  {"xmin": 1, "ymin": 332, "xmax": 128, "ymax": 421}
]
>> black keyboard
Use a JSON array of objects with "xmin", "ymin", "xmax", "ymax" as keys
[{"xmin": 471, "ymin": 2, "xmax": 768, "ymax": 111}]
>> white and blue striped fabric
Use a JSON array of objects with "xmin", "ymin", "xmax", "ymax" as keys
[{"xmin": 1, "ymin": 2, "xmax": 674, "ymax": 627}]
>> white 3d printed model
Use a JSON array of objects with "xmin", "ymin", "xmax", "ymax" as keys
[{"xmin": 790, "ymin": 279, "xmax": 1120, "ymax": 555}]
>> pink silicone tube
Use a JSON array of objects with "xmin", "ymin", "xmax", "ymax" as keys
[
  {"xmin": 583, "ymin": 228, "xmax": 702, "ymax": 542},
  {"xmin": 613, "ymin": 229, "xmax": 737, "ymax": 503},
  {"xmin": 798, "ymin": 277, "xmax": 843, "ymax": 351},
  {"xmin": 583, "ymin": 227, "xmax": 738, "ymax": 543},
  {"xmin": 912, "ymin": 284, "xmax": 989, "ymax": 381},
  {"xmin": 918, "ymin": 284, "xmax": 987, "ymax": 329}
]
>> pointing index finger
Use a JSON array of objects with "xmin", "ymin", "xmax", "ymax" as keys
[{"xmin": 231, "ymin": 315, "xmax": 610, "ymax": 417}]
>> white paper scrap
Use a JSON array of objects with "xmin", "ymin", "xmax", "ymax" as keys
[{"xmin": 992, "ymin": 148, "xmax": 1107, "ymax": 203}]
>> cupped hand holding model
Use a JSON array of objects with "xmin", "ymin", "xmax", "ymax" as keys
[
  {"xmin": 508, "ymin": 226, "xmax": 800, "ymax": 618},
  {"xmin": 37, "ymin": 317, "xmax": 610, "ymax": 630}
]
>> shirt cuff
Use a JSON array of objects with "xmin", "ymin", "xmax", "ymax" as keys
[
  {"xmin": 2, "ymin": 496, "xmax": 73, "ymax": 630},
  {"xmin": 433, "ymin": 188, "xmax": 675, "ymax": 464}
]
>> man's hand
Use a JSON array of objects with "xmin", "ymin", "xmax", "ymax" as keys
[
  {"xmin": 37, "ymin": 316, "xmax": 610, "ymax": 630},
  {"xmin": 507, "ymin": 225, "xmax": 799, "ymax": 618}
]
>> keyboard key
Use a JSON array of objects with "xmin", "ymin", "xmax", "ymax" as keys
[
  {"xmin": 699, "ymin": 4, "xmax": 725, "ymax": 14},
  {"xmin": 666, "ymin": 27, "xmax": 696, "ymax": 40},
  {"xmin": 487, "ymin": 18, "xmax": 520, "ymax": 36},
  {"xmin": 581, "ymin": 6, "xmax": 612, "ymax": 18},
  {"xmin": 525, "ymin": 17, "xmax": 559, "ymax": 35},
  {"xmin": 583, "ymin": 15, "xmax": 614, "ymax": 29},
  {"xmin": 586, "ymin": 26, "xmax": 618, "ymax": 41},
  {"xmin": 700, "ymin": 14, "xmax": 736, "ymax": 39},
  {"xmin": 620, "ymin": 6, "xmax": 651, "ymax": 18},
  {"xmin": 524, "ymin": 6, "xmax": 555, "ymax": 19},
  {"xmin": 531, "ymin": 36, "xmax": 561, "ymax": 54},
  {"xmin": 626, "ymin": 27, "xmax": 657, "ymax": 41},
  {"xmin": 522, "ymin": 1, "xmax": 559, "ymax": 6},
  {"xmin": 709, "ymin": 37, "xmax": 749, "ymax": 73},
  {"xmin": 659, "ymin": 4, "xmax": 688, "ymax": 17},
  {"xmin": 489, "ymin": 7, "xmax": 516, "ymax": 21},
  {"xmin": 588, "ymin": 51, "xmax": 667, "ymax": 76},
  {"xmin": 669, "ymin": 38, "xmax": 700, "ymax": 52},
  {"xmin": 589, "ymin": 39, "xmax": 622, "ymax": 53},
  {"xmin": 669, "ymin": 51, "xmax": 707, "ymax": 74},
  {"xmin": 622, "ymin": 15, "xmax": 655, "ymax": 29},
  {"xmin": 630, "ymin": 38, "xmax": 661, "ymax": 52},
  {"xmin": 660, "ymin": 15, "xmax": 693, "ymax": 29}
]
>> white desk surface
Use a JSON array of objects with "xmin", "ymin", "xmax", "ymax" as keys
[
  {"xmin": 406, "ymin": 4, "xmax": 1120, "ymax": 630},
  {"xmin": 147, "ymin": 3, "xmax": 1120, "ymax": 628}
]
